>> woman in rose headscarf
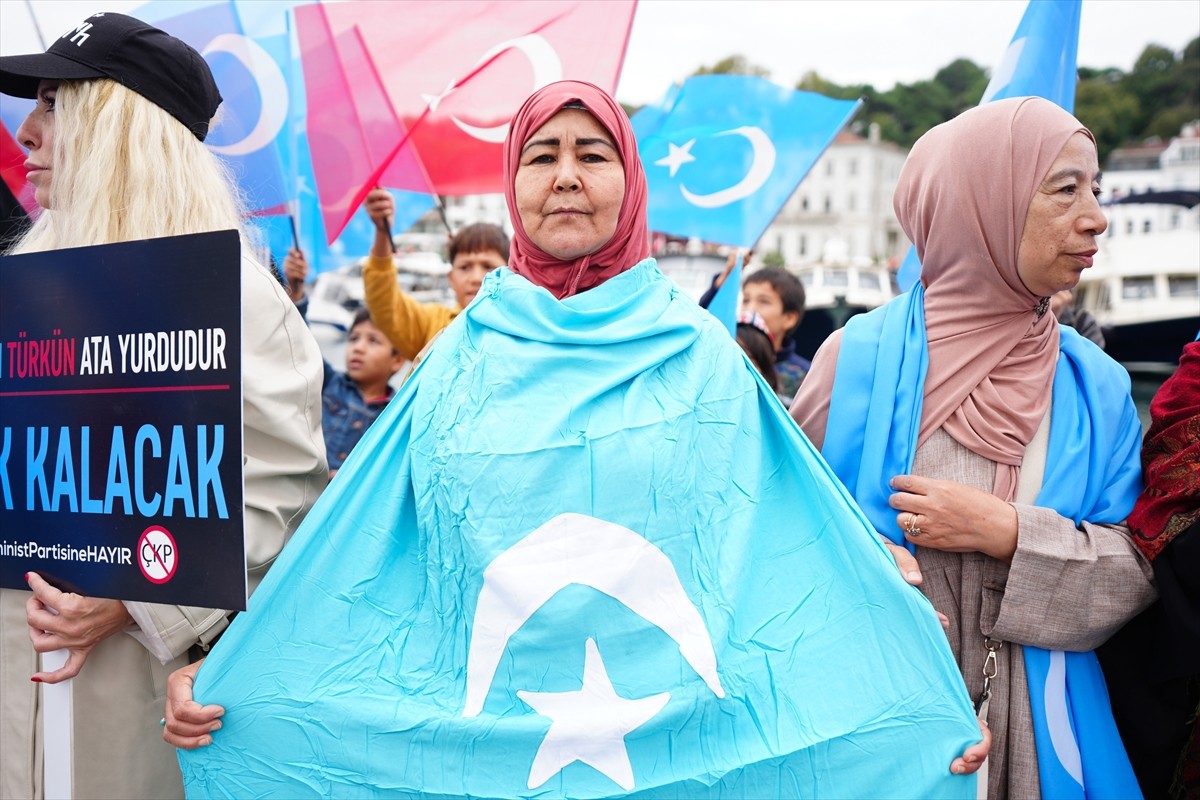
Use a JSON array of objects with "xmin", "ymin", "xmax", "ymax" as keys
[
  {"xmin": 791, "ymin": 96, "xmax": 1156, "ymax": 798},
  {"xmin": 159, "ymin": 81, "xmax": 988, "ymax": 798}
]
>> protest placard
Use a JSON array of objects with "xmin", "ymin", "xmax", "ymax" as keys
[{"xmin": 0, "ymin": 231, "xmax": 246, "ymax": 610}]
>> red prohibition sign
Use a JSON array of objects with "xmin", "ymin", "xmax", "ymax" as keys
[{"xmin": 137, "ymin": 526, "xmax": 178, "ymax": 585}]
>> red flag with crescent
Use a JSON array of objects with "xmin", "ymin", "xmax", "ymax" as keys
[{"xmin": 297, "ymin": 0, "xmax": 635, "ymax": 228}]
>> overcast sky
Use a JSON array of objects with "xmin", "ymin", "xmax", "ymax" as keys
[{"xmin": 1, "ymin": 0, "xmax": 1196, "ymax": 106}]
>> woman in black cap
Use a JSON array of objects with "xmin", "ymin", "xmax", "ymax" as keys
[{"xmin": 0, "ymin": 13, "xmax": 327, "ymax": 799}]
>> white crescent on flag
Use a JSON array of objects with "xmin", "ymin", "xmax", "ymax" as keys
[
  {"xmin": 671, "ymin": 126, "xmax": 777, "ymax": 209},
  {"xmin": 422, "ymin": 34, "xmax": 564, "ymax": 145},
  {"xmin": 201, "ymin": 33, "xmax": 288, "ymax": 157},
  {"xmin": 462, "ymin": 513, "xmax": 724, "ymax": 719}
]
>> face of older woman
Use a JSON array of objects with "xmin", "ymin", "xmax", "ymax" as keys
[
  {"xmin": 1017, "ymin": 132, "xmax": 1108, "ymax": 298},
  {"xmin": 515, "ymin": 108, "xmax": 625, "ymax": 261},
  {"xmin": 16, "ymin": 79, "xmax": 58, "ymax": 209}
]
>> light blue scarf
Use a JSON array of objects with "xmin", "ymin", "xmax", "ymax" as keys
[{"xmin": 822, "ymin": 284, "xmax": 1144, "ymax": 799}]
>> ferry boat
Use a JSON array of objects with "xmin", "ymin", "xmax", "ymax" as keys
[{"xmin": 1075, "ymin": 190, "xmax": 1200, "ymax": 365}]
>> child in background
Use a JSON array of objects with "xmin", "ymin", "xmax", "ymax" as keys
[
  {"xmin": 283, "ymin": 249, "xmax": 404, "ymax": 476},
  {"xmin": 322, "ymin": 308, "xmax": 404, "ymax": 476},
  {"xmin": 736, "ymin": 311, "xmax": 780, "ymax": 395},
  {"xmin": 740, "ymin": 267, "xmax": 809, "ymax": 403},
  {"xmin": 362, "ymin": 189, "xmax": 509, "ymax": 360}
]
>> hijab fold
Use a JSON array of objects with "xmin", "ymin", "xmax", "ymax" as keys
[
  {"xmin": 503, "ymin": 80, "xmax": 649, "ymax": 299},
  {"xmin": 893, "ymin": 97, "xmax": 1092, "ymax": 499}
]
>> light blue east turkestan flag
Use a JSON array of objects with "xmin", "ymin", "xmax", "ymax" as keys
[
  {"xmin": 632, "ymin": 75, "xmax": 859, "ymax": 335},
  {"xmin": 133, "ymin": 0, "xmax": 294, "ymax": 214},
  {"xmin": 897, "ymin": 0, "xmax": 1083, "ymax": 291},
  {"xmin": 633, "ymin": 75, "xmax": 860, "ymax": 252},
  {"xmin": 179, "ymin": 261, "xmax": 980, "ymax": 799}
]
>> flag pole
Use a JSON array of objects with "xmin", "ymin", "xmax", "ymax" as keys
[
  {"xmin": 22, "ymin": 0, "xmax": 47, "ymax": 49},
  {"xmin": 433, "ymin": 194, "xmax": 452, "ymax": 236}
]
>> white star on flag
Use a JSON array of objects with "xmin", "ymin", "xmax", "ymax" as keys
[
  {"xmin": 517, "ymin": 638, "xmax": 670, "ymax": 791},
  {"xmin": 655, "ymin": 139, "xmax": 697, "ymax": 177}
]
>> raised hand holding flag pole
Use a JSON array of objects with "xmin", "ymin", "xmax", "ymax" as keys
[
  {"xmin": 897, "ymin": 0, "xmax": 1083, "ymax": 291},
  {"xmin": 706, "ymin": 249, "xmax": 744, "ymax": 337},
  {"xmin": 294, "ymin": 2, "xmax": 437, "ymax": 244}
]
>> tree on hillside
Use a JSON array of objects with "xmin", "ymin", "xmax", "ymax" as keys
[
  {"xmin": 933, "ymin": 58, "xmax": 989, "ymax": 112},
  {"xmin": 1074, "ymin": 79, "xmax": 1141, "ymax": 163},
  {"xmin": 796, "ymin": 70, "xmax": 866, "ymax": 101},
  {"xmin": 692, "ymin": 54, "xmax": 770, "ymax": 79},
  {"xmin": 1126, "ymin": 45, "xmax": 1186, "ymax": 131}
]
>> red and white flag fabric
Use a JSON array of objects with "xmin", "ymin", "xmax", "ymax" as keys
[
  {"xmin": 1, "ymin": 119, "xmax": 36, "ymax": 216},
  {"xmin": 296, "ymin": 3, "xmax": 435, "ymax": 242},
  {"xmin": 297, "ymin": 0, "xmax": 635, "ymax": 221}
]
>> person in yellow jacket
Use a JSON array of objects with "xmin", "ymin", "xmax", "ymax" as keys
[{"xmin": 362, "ymin": 189, "xmax": 509, "ymax": 361}]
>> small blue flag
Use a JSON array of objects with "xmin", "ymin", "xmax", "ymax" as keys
[
  {"xmin": 134, "ymin": 0, "xmax": 295, "ymax": 214},
  {"xmin": 898, "ymin": 0, "xmax": 1083, "ymax": 291},
  {"xmin": 633, "ymin": 75, "xmax": 860, "ymax": 249},
  {"xmin": 179, "ymin": 261, "xmax": 980, "ymax": 798},
  {"xmin": 706, "ymin": 251, "xmax": 743, "ymax": 336}
]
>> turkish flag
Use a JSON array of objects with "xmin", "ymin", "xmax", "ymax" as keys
[
  {"xmin": 0, "ymin": 119, "xmax": 36, "ymax": 216},
  {"xmin": 299, "ymin": 0, "xmax": 636, "ymax": 204},
  {"xmin": 296, "ymin": 4, "xmax": 435, "ymax": 242}
]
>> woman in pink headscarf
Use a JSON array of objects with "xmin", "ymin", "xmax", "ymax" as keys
[
  {"xmin": 502, "ymin": 81, "xmax": 649, "ymax": 297},
  {"xmin": 791, "ymin": 97, "xmax": 1156, "ymax": 798}
]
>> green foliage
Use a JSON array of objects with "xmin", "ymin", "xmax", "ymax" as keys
[
  {"xmin": 1077, "ymin": 40, "xmax": 1199, "ymax": 162},
  {"xmin": 796, "ymin": 70, "xmax": 864, "ymax": 101},
  {"xmin": 1075, "ymin": 79, "xmax": 1141, "ymax": 162},
  {"xmin": 692, "ymin": 54, "xmax": 771, "ymax": 79},
  {"xmin": 772, "ymin": 36, "xmax": 1200, "ymax": 158},
  {"xmin": 760, "ymin": 251, "xmax": 786, "ymax": 268}
]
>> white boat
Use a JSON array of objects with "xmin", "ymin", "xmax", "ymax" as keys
[
  {"xmin": 791, "ymin": 261, "xmax": 897, "ymax": 359},
  {"xmin": 1075, "ymin": 190, "xmax": 1199, "ymax": 365}
]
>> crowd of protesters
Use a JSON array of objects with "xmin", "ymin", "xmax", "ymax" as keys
[{"xmin": 1, "ymin": 11, "xmax": 1195, "ymax": 800}]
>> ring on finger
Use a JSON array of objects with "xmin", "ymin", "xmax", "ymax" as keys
[{"xmin": 906, "ymin": 513, "xmax": 922, "ymax": 538}]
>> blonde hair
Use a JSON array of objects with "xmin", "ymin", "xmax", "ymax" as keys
[{"xmin": 10, "ymin": 79, "xmax": 263, "ymax": 260}]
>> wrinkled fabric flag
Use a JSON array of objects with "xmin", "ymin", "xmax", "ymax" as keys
[
  {"xmin": 180, "ymin": 261, "xmax": 978, "ymax": 799},
  {"xmin": 633, "ymin": 75, "xmax": 859, "ymax": 250},
  {"xmin": 296, "ymin": 0, "xmax": 635, "ymax": 199},
  {"xmin": 898, "ymin": 0, "xmax": 1083, "ymax": 290}
]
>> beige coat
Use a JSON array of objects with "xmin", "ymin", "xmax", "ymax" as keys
[{"xmin": 0, "ymin": 258, "xmax": 328, "ymax": 800}]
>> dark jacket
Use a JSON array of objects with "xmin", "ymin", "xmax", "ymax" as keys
[{"xmin": 321, "ymin": 361, "xmax": 393, "ymax": 471}]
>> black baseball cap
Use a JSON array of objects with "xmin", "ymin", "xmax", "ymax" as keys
[{"xmin": 0, "ymin": 12, "xmax": 222, "ymax": 142}]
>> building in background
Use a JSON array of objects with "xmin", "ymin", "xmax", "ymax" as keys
[{"xmin": 759, "ymin": 122, "xmax": 909, "ymax": 270}]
